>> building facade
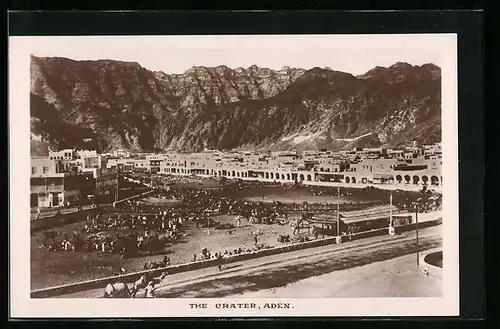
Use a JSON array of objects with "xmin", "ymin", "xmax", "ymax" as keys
[
  {"xmin": 153, "ymin": 145, "xmax": 443, "ymax": 190},
  {"xmin": 30, "ymin": 171, "xmax": 95, "ymax": 208}
]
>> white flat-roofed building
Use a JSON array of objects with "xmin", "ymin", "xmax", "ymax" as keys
[
  {"xmin": 30, "ymin": 171, "xmax": 95, "ymax": 208},
  {"xmin": 75, "ymin": 149, "xmax": 98, "ymax": 159},
  {"xmin": 106, "ymin": 158, "xmax": 134, "ymax": 172},
  {"xmin": 113, "ymin": 149, "xmax": 131, "ymax": 158},
  {"xmin": 146, "ymin": 154, "xmax": 166, "ymax": 161},
  {"xmin": 133, "ymin": 159, "xmax": 149, "ymax": 171},
  {"xmin": 31, "ymin": 157, "xmax": 96, "ymax": 208},
  {"xmin": 31, "ymin": 158, "xmax": 61, "ymax": 177},
  {"xmin": 112, "ymin": 146, "xmax": 442, "ymax": 190},
  {"xmin": 49, "ymin": 148, "xmax": 75, "ymax": 161}
]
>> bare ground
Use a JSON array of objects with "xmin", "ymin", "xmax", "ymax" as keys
[
  {"xmin": 154, "ymin": 233, "xmax": 441, "ymax": 298},
  {"xmin": 57, "ymin": 225, "xmax": 441, "ymax": 298},
  {"xmin": 31, "ymin": 214, "xmax": 301, "ymax": 289}
]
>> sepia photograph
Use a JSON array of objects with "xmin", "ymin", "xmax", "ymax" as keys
[{"xmin": 10, "ymin": 33, "xmax": 459, "ymax": 317}]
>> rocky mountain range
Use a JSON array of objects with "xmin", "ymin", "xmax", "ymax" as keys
[{"xmin": 30, "ymin": 55, "xmax": 441, "ymax": 155}]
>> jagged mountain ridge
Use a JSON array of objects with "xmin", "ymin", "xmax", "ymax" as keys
[{"xmin": 30, "ymin": 55, "xmax": 441, "ymax": 154}]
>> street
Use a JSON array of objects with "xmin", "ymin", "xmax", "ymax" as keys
[
  {"xmin": 55, "ymin": 225, "xmax": 441, "ymax": 298},
  {"xmin": 30, "ymin": 204, "xmax": 96, "ymax": 220}
]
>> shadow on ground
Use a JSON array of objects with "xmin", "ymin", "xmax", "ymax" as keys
[{"xmin": 157, "ymin": 236, "xmax": 441, "ymax": 298}]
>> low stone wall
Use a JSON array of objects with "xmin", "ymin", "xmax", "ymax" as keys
[
  {"xmin": 30, "ymin": 229, "xmax": 386, "ymax": 298},
  {"xmin": 30, "ymin": 208, "xmax": 95, "ymax": 233},
  {"xmin": 31, "ymin": 217, "xmax": 442, "ymax": 298},
  {"xmin": 394, "ymin": 218, "xmax": 443, "ymax": 234},
  {"xmin": 419, "ymin": 248, "xmax": 443, "ymax": 278},
  {"xmin": 112, "ymin": 189, "xmax": 155, "ymax": 207}
]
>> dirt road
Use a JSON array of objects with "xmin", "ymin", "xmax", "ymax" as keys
[
  {"xmin": 30, "ymin": 205, "xmax": 96, "ymax": 220},
  {"xmin": 55, "ymin": 225, "xmax": 441, "ymax": 298},
  {"xmin": 227, "ymin": 252, "xmax": 441, "ymax": 298}
]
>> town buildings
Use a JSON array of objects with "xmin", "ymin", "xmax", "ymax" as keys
[
  {"xmin": 32, "ymin": 149, "xmax": 107, "ymax": 207},
  {"xmin": 30, "ymin": 157, "xmax": 95, "ymax": 208},
  {"xmin": 32, "ymin": 143, "xmax": 442, "ymax": 208},
  {"xmin": 152, "ymin": 144, "xmax": 443, "ymax": 190}
]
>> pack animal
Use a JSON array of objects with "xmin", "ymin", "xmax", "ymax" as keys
[{"xmin": 103, "ymin": 282, "xmax": 131, "ymax": 298}]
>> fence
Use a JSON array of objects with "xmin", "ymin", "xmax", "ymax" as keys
[
  {"xmin": 112, "ymin": 189, "xmax": 155, "ymax": 207},
  {"xmin": 282, "ymin": 200, "xmax": 384, "ymax": 212},
  {"xmin": 30, "ymin": 208, "xmax": 96, "ymax": 233},
  {"xmin": 394, "ymin": 218, "xmax": 443, "ymax": 234},
  {"xmin": 30, "ymin": 217, "xmax": 442, "ymax": 298},
  {"xmin": 30, "ymin": 190, "xmax": 155, "ymax": 233}
]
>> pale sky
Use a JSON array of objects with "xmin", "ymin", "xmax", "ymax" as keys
[{"xmin": 17, "ymin": 34, "xmax": 452, "ymax": 75}]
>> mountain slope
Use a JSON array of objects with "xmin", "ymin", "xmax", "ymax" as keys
[{"xmin": 30, "ymin": 56, "xmax": 441, "ymax": 155}]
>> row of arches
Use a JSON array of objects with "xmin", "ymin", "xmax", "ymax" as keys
[
  {"xmin": 167, "ymin": 167, "xmax": 442, "ymax": 187},
  {"xmin": 343, "ymin": 175, "xmax": 441, "ymax": 185},
  {"xmin": 213, "ymin": 170, "xmax": 249, "ymax": 178},
  {"xmin": 211, "ymin": 169, "xmax": 316, "ymax": 182},
  {"xmin": 395, "ymin": 174, "xmax": 442, "ymax": 186},
  {"xmin": 344, "ymin": 177, "xmax": 357, "ymax": 184},
  {"xmin": 263, "ymin": 172, "xmax": 313, "ymax": 181}
]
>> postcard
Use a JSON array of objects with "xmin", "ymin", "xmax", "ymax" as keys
[{"xmin": 9, "ymin": 33, "xmax": 459, "ymax": 317}]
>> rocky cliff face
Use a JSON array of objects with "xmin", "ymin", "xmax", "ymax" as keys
[{"xmin": 30, "ymin": 55, "xmax": 441, "ymax": 154}]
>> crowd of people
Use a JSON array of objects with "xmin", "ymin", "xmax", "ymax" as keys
[
  {"xmin": 40, "ymin": 177, "xmax": 441, "ymax": 255},
  {"xmin": 37, "ymin": 173, "xmax": 443, "ymax": 293},
  {"xmin": 37, "ymin": 180, "xmax": 293, "ymax": 259}
]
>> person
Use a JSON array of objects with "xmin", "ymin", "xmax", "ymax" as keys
[
  {"xmin": 236, "ymin": 217, "xmax": 241, "ymax": 228},
  {"xmin": 145, "ymin": 281, "xmax": 156, "ymax": 298},
  {"xmin": 254, "ymin": 235, "xmax": 258, "ymax": 246},
  {"xmin": 217, "ymin": 253, "xmax": 223, "ymax": 271},
  {"xmin": 293, "ymin": 219, "xmax": 301, "ymax": 235},
  {"xmin": 163, "ymin": 255, "xmax": 170, "ymax": 266}
]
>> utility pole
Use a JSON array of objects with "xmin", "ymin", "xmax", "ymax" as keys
[
  {"xmin": 389, "ymin": 192, "xmax": 395, "ymax": 235},
  {"xmin": 207, "ymin": 213, "xmax": 210, "ymax": 236},
  {"xmin": 390, "ymin": 192, "xmax": 393, "ymax": 224},
  {"xmin": 45, "ymin": 177, "xmax": 48, "ymax": 207},
  {"xmin": 415, "ymin": 197, "xmax": 421, "ymax": 266},
  {"xmin": 336, "ymin": 186, "xmax": 341, "ymax": 244},
  {"xmin": 114, "ymin": 167, "xmax": 119, "ymax": 206},
  {"xmin": 337, "ymin": 186, "xmax": 340, "ymax": 236}
]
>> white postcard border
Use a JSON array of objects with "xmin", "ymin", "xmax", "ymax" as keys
[{"xmin": 9, "ymin": 34, "xmax": 459, "ymax": 318}]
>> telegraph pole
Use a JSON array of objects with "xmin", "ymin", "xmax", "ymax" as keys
[
  {"xmin": 415, "ymin": 197, "xmax": 421, "ymax": 266},
  {"xmin": 114, "ymin": 167, "xmax": 119, "ymax": 207},
  {"xmin": 336, "ymin": 186, "xmax": 341, "ymax": 244},
  {"xmin": 337, "ymin": 186, "xmax": 340, "ymax": 236},
  {"xmin": 389, "ymin": 192, "xmax": 395, "ymax": 235},
  {"xmin": 207, "ymin": 211, "xmax": 210, "ymax": 236},
  {"xmin": 390, "ymin": 192, "xmax": 393, "ymax": 224}
]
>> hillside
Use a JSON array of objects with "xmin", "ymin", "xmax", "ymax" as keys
[{"xmin": 30, "ymin": 56, "xmax": 441, "ymax": 155}]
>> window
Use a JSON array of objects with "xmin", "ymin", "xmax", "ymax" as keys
[
  {"xmin": 43, "ymin": 166, "xmax": 49, "ymax": 174},
  {"xmin": 32, "ymin": 167, "xmax": 36, "ymax": 175}
]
